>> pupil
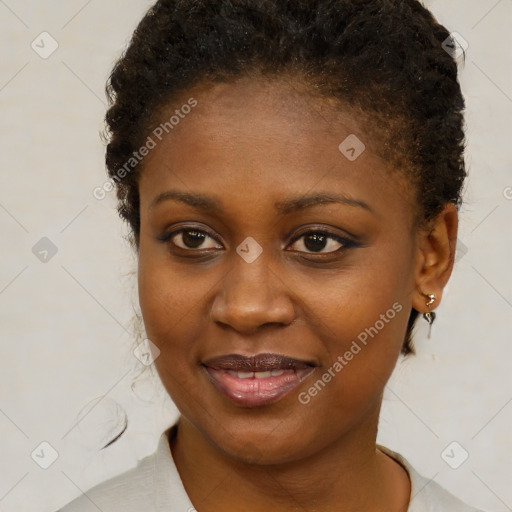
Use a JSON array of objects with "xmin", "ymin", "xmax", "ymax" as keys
[
  {"xmin": 183, "ymin": 230, "xmax": 205, "ymax": 248},
  {"xmin": 305, "ymin": 233, "xmax": 327, "ymax": 252}
]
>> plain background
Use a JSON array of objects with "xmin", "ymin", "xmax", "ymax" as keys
[{"xmin": 0, "ymin": 1, "xmax": 511, "ymax": 511}]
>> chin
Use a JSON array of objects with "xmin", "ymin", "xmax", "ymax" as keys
[{"xmin": 196, "ymin": 411, "xmax": 329, "ymax": 466}]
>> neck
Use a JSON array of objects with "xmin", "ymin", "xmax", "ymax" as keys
[{"xmin": 170, "ymin": 410, "xmax": 410, "ymax": 512}]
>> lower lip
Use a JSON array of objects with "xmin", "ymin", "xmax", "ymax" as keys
[{"xmin": 204, "ymin": 366, "xmax": 315, "ymax": 407}]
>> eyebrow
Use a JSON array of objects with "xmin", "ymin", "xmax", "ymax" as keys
[{"xmin": 150, "ymin": 190, "xmax": 373, "ymax": 215}]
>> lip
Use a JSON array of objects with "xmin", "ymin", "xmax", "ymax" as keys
[{"xmin": 202, "ymin": 353, "xmax": 316, "ymax": 407}]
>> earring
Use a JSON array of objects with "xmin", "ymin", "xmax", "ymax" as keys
[{"xmin": 423, "ymin": 294, "xmax": 436, "ymax": 338}]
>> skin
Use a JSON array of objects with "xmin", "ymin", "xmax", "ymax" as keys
[{"xmin": 136, "ymin": 76, "xmax": 458, "ymax": 512}]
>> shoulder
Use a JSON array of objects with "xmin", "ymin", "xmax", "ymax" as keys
[
  {"xmin": 378, "ymin": 445, "xmax": 487, "ymax": 512},
  {"xmin": 56, "ymin": 425, "xmax": 193, "ymax": 512},
  {"xmin": 57, "ymin": 449, "xmax": 155, "ymax": 512},
  {"xmin": 410, "ymin": 476, "xmax": 485, "ymax": 512}
]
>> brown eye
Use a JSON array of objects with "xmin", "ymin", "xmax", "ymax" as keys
[
  {"xmin": 168, "ymin": 229, "xmax": 222, "ymax": 251},
  {"xmin": 304, "ymin": 233, "xmax": 331, "ymax": 252},
  {"xmin": 288, "ymin": 231, "xmax": 352, "ymax": 255}
]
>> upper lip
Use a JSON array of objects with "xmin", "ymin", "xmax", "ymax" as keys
[{"xmin": 203, "ymin": 353, "xmax": 316, "ymax": 372}]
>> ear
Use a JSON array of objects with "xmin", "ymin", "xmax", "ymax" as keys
[{"xmin": 411, "ymin": 203, "xmax": 459, "ymax": 314}]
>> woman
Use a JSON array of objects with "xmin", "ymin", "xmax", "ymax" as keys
[{"xmin": 59, "ymin": 0, "xmax": 484, "ymax": 510}]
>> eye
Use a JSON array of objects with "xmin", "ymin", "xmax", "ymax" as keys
[
  {"xmin": 288, "ymin": 230, "xmax": 353, "ymax": 254},
  {"xmin": 160, "ymin": 228, "xmax": 222, "ymax": 251},
  {"xmin": 158, "ymin": 226, "xmax": 357, "ymax": 255}
]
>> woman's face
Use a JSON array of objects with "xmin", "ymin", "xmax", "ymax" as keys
[{"xmin": 137, "ymin": 77, "xmax": 420, "ymax": 463}]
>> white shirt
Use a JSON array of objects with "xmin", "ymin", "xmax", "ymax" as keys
[{"xmin": 57, "ymin": 423, "xmax": 484, "ymax": 512}]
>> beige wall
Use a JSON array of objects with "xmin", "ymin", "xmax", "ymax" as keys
[{"xmin": 0, "ymin": 1, "xmax": 510, "ymax": 511}]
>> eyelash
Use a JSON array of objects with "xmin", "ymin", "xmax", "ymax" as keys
[{"xmin": 157, "ymin": 226, "xmax": 358, "ymax": 257}]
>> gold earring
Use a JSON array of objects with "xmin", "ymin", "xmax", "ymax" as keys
[{"xmin": 423, "ymin": 294, "xmax": 436, "ymax": 338}]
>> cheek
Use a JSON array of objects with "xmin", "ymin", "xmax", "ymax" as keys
[
  {"xmin": 139, "ymin": 262, "xmax": 194, "ymax": 342},
  {"xmin": 137, "ymin": 239, "xmax": 220, "ymax": 363},
  {"xmin": 295, "ymin": 243, "xmax": 413, "ymax": 405},
  {"xmin": 304, "ymin": 240, "xmax": 412, "ymax": 346},
  {"xmin": 294, "ymin": 295, "xmax": 409, "ymax": 448},
  {"xmin": 137, "ymin": 252, "xmax": 205, "ymax": 407}
]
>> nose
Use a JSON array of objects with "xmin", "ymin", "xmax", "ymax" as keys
[{"xmin": 210, "ymin": 252, "xmax": 296, "ymax": 334}]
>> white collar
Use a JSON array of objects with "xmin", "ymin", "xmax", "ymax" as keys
[{"xmin": 151, "ymin": 424, "xmax": 479, "ymax": 512}]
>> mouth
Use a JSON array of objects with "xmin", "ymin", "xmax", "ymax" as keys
[{"xmin": 202, "ymin": 353, "xmax": 316, "ymax": 407}]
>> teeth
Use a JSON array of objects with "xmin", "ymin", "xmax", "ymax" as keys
[
  {"xmin": 236, "ymin": 371, "xmax": 254, "ymax": 379},
  {"xmin": 226, "ymin": 369, "xmax": 296, "ymax": 379},
  {"xmin": 254, "ymin": 371, "xmax": 272, "ymax": 379}
]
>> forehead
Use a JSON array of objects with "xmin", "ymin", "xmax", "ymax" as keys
[
  {"xmin": 168, "ymin": 77, "xmax": 372, "ymax": 156},
  {"xmin": 139, "ymin": 77, "xmax": 414, "ymax": 223}
]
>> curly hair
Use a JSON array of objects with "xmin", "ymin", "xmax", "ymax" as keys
[{"xmin": 104, "ymin": 0, "xmax": 466, "ymax": 355}]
